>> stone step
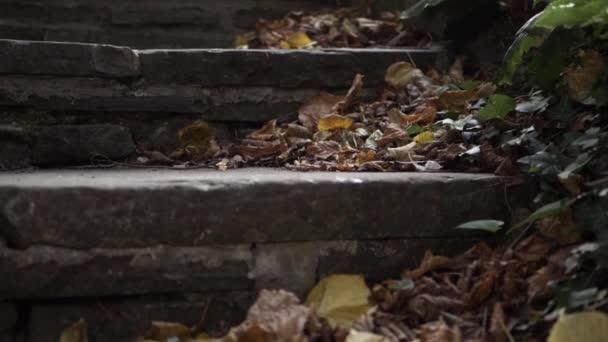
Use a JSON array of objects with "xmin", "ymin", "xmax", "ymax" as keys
[
  {"xmin": 0, "ymin": 168, "xmax": 524, "ymax": 249},
  {"xmin": 0, "ymin": 39, "xmax": 446, "ymax": 169},
  {"xmin": 0, "ymin": 168, "xmax": 529, "ymax": 340}
]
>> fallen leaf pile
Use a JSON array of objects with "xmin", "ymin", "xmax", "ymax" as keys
[
  {"xmin": 77, "ymin": 234, "xmax": 602, "ymax": 342},
  {"xmin": 170, "ymin": 57, "xmax": 524, "ymax": 174},
  {"xmin": 234, "ymin": 8, "xmax": 430, "ymax": 49}
]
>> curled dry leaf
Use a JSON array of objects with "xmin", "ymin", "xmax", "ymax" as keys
[
  {"xmin": 388, "ymin": 142, "xmax": 417, "ymax": 162},
  {"xmin": 232, "ymin": 289, "xmax": 312, "ymax": 341},
  {"xmin": 335, "ymin": 74, "xmax": 365, "ymax": 113},
  {"xmin": 299, "ymin": 92, "xmax": 344, "ymax": 131},
  {"xmin": 401, "ymin": 106, "xmax": 437, "ymax": 125},
  {"xmin": 385, "ymin": 62, "xmax": 425, "ymax": 89},
  {"xmin": 404, "ymin": 250, "xmax": 451, "ymax": 280},
  {"xmin": 448, "ymin": 55, "xmax": 466, "ymax": 85}
]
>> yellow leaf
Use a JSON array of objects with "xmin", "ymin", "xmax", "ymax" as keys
[
  {"xmin": 317, "ymin": 114, "xmax": 353, "ymax": 131},
  {"xmin": 548, "ymin": 311, "xmax": 608, "ymax": 342},
  {"xmin": 60, "ymin": 319, "xmax": 88, "ymax": 342},
  {"xmin": 413, "ymin": 131, "xmax": 434, "ymax": 144},
  {"xmin": 279, "ymin": 40, "xmax": 291, "ymax": 49},
  {"xmin": 144, "ymin": 321, "xmax": 192, "ymax": 341},
  {"xmin": 286, "ymin": 32, "xmax": 313, "ymax": 49},
  {"xmin": 305, "ymin": 274, "xmax": 371, "ymax": 328},
  {"xmin": 385, "ymin": 62, "xmax": 424, "ymax": 89}
]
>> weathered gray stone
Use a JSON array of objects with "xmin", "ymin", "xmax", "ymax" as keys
[
  {"xmin": 0, "ymin": 169, "xmax": 530, "ymax": 249},
  {"xmin": 0, "ymin": 39, "xmax": 139, "ymax": 78},
  {"xmin": 28, "ymin": 293, "xmax": 254, "ymax": 342},
  {"xmin": 0, "ymin": 141, "xmax": 30, "ymax": 170},
  {"xmin": 0, "ymin": 76, "xmax": 337, "ymax": 122},
  {"xmin": 136, "ymin": 47, "xmax": 446, "ymax": 88},
  {"xmin": 253, "ymin": 241, "xmax": 357, "ymax": 297},
  {"xmin": 111, "ymin": 6, "xmax": 218, "ymax": 27},
  {"xmin": 0, "ymin": 302, "xmax": 17, "ymax": 331},
  {"xmin": 0, "ymin": 245, "xmax": 253, "ymax": 300},
  {"xmin": 31, "ymin": 125, "xmax": 135, "ymax": 165},
  {"xmin": 0, "ymin": 125, "xmax": 32, "ymax": 170},
  {"xmin": 0, "ymin": 0, "xmax": 337, "ymax": 49},
  {"xmin": 317, "ymin": 238, "xmax": 481, "ymax": 282}
]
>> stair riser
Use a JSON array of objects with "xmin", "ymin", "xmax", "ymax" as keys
[{"xmin": 0, "ymin": 39, "xmax": 445, "ymax": 168}]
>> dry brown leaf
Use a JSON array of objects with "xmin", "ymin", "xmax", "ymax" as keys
[
  {"xmin": 306, "ymin": 141, "xmax": 342, "ymax": 160},
  {"xmin": 404, "ymin": 250, "xmax": 452, "ymax": 280},
  {"xmin": 467, "ymin": 270, "xmax": 496, "ymax": 307},
  {"xmin": 335, "ymin": 74, "xmax": 365, "ymax": 113},
  {"xmin": 448, "ymin": 55, "xmax": 466, "ymax": 85},
  {"xmin": 489, "ymin": 302, "xmax": 508, "ymax": 342},
  {"xmin": 385, "ymin": 62, "xmax": 425, "ymax": 89},
  {"xmin": 438, "ymin": 90, "xmax": 476, "ymax": 111},
  {"xmin": 515, "ymin": 234, "xmax": 552, "ymax": 262},
  {"xmin": 565, "ymin": 50, "xmax": 606, "ymax": 103},
  {"xmin": 238, "ymin": 140, "xmax": 285, "ymax": 159},
  {"xmin": 416, "ymin": 321, "xmax": 462, "ymax": 342},
  {"xmin": 299, "ymin": 92, "xmax": 344, "ymax": 131},
  {"xmin": 409, "ymin": 294, "xmax": 466, "ymax": 321},
  {"xmin": 537, "ymin": 209, "xmax": 582, "ymax": 245},
  {"xmin": 357, "ymin": 150, "xmax": 377, "ymax": 165},
  {"xmin": 318, "ymin": 114, "xmax": 354, "ymax": 131},
  {"xmin": 60, "ymin": 319, "xmax": 88, "ymax": 342},
  {"xmin": 527, "ymin": 264, "xmax": 562, "ymax": 302},
  {"xmin": 232, "ymin": 290, "xmax": 311, "ymax": 341},
  {"xmin": 476, "ymin": 82, "xmax": 497, "ymax": 98},
  {"xmin": 286, "ymin": 124, "xmax": 313, "ymax": 139},
  {"xmin": 401, "ymin": 106, "xmax": 437, "ymax": 125},
  {"xmin": 247, "ymin": 120, "xmax": 279, "ymax": 141}
]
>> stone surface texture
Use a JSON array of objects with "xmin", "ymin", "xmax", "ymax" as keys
[
  {"xmin": 31, "ymin": 125, "xmax": 135, "ymax": 165},
  {"xmin": 0, "ymin": 39, "xmax": 445, "ymax": 168},
  {"xmin": 0, "ymin": 0, "xmax": 338, "ymax": 49},
  {"xmin": 0, "ymin": 168, "xmax": 528, "ymax": 249}
]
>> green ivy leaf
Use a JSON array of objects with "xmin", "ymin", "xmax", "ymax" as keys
[
  {"xmin": 478, "ymin": 94, "xmax": 516, "ymax": 120},
  {"xmin": 512, "ymin": 198, "xmax": 577, "ymax": 230},
  {"xmin": 455, "ymin": 220, "xmax": 504, "ymax": 233}
]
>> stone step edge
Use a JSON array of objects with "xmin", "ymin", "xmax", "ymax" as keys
[
  {"xmin": 0, "ymin": 237, "xmax": 482, "ymax": 301},
  {"xmin": 0, "ymin": 168, "xmax": 531, "ymax": 249},
  {"xmin": 0, "ymin": 39, "xmax": 446, "ymax": 87}
]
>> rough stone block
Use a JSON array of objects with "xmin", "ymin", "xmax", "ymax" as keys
[
  {"xmin": 27, "ymin": 293, "xmax": 253, "ymax": 342},
  {"xmin": 0, "ymin": 245, "xmax": 253, "ymax": 300},
  {"xmin": 31, "ymin": 125, "xmax": 135, "ymax": 165},
  {"xmin": 0, "ymin": 302, "xmax": 17, "ymax": 331},
  {"xmin": 0, "ymin": 39, "xmax": 139, "ymax": 78},
  {"xmin": 136, "ymin": 48, "xmax": 446, "ymax": 88},
  {"xmin": 0, "ymin": 169, "xmax": 530, "ymax": 249}
]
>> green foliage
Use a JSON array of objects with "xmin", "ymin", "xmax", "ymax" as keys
[
  {"xmin": 455, "ymin": 220, "xmax": 504, "ymax": 232},
  {"xmin": 501, "ymin": 0, "xmax": 608, "ymax": 84},
  {"xmin": 478, "ymin": 94, "xmax": 516, "ymax": 120}
]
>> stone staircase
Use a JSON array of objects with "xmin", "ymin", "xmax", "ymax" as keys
[{"xmin": 0, "ymin": 39, "xmax": 529, "ymax": 341}]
